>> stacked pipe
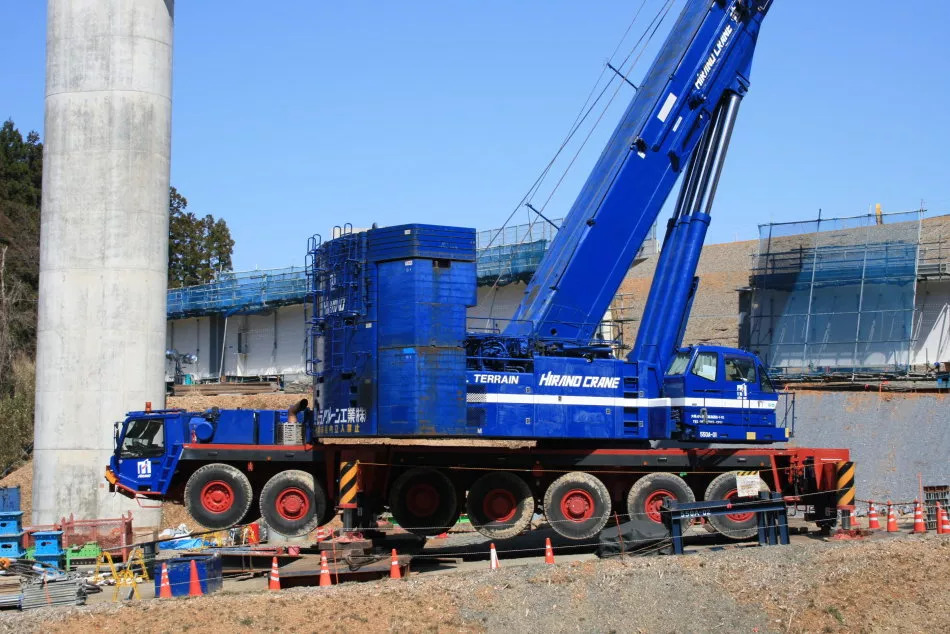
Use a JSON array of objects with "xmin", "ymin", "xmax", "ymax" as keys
[{"xmin": 20, "ymin": 579, "xmax": 86, "ymax": 610}]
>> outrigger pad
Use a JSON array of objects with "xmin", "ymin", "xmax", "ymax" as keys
[{"xmin": 596, "ymin": 520, "xmax": 672, "ymax": 558}]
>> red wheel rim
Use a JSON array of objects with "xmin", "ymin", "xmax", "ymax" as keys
[
  {"xmin": 723, "ymin": 489, "xmax": 754, "ymax": 523},
  {"xmin": 405, "ymin": 483, "xmax": 439, "ymax": 517},
  {"xmin": 643, "ymin": 489, "xmax": 675, "ymax": 524},
  {"xmin": 482, "ymin": 488, "xmax": 517, "ymax": 523},
  {"xmin": 560, "ymin": 488, "xmax": 595, "ymax": 522},
  {"xmin": 200, "ymin": 480, "xmax": 234, "ymax": 514},
  {"xmin": 275, "ymin": 487, "xmax": 310, "ymax": 521}
]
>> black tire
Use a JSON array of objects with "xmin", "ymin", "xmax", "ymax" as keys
[
  {"xmin": 626, "ymin": 473, "xmax": 695, "ymax": 534},
  {"xmin": 389, "ymin": 468, "xmax": 459, "ymax": 537},
  {"xmin": 259, "ymin": 470, "xmax": 326, "ymax": 537},
  {"xmin": 543, "ymin": 472, "xmax": 611, "ymax": 540},
  {"xmin": 703, "ymin": 471, "xmax": 770, "ymax": 540},
  {"xmin": 183, "ymin": 463, "xmax": 253, "ymax": 530},
  {"xmin": 466, "ymin": 472, "xmax": 535, "ymax": 540}
]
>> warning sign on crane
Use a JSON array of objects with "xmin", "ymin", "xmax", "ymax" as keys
[{"xmin": 735, "ymin": 472, "xmax": 761, "ymax": 498}]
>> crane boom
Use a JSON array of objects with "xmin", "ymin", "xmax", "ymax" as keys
[{"xmin": 506, "ymin": 0, "xmax": 771, "ymax": 345}]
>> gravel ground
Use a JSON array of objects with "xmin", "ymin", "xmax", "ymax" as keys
[{"xmin": 2, "ymin": 533, "xmax": 948, "ymax": 633}]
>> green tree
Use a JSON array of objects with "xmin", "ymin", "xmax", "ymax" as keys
[
  {"xmin": 0, "ymin": 119, "xmax": 42, "ymax": 471},
  {"xmin": 167, "ymin": 186, "xmax": 234, "ymax": 288},
  {"xmin": 0, "ymin": 119, "xmax": 42, "ymax": 388}
]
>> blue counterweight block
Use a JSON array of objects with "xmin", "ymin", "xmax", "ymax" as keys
[
  {"xmin": 32, "ymin": 530, "xmax": 65, "ymax": 556},
  {"xmin": 0, "ymin": 532, "xmax": 26, "ymax": 559},
  {"xmin": 0, "ymin": 511, "xmax": 24, "ymax": 536}
]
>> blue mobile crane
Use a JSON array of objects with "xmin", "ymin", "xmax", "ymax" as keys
[{"xmin": 108, "ymin": 0, "xmax": 850, "ymax": 542}]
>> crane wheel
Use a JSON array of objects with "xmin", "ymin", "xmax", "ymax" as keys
[
  {"xmin": 466, "ymin": 472, "xmax": 535, "ymax": 540},
  {"xmin": 703, "ymin": 471, "xmax": 770, "ymax": 540},
  {"xmin": 183, "ymin": 463, "xmax": 253, "ymax": 530},
  {"xmin": 543, "ymin": 472, "xmax": 611, "ymax": 540},
  {"xmin": 625, "ymin": 473, "xmax": 695, "ymax": 533},
  {"xmin": 389, "ymin": 468, "xmax": 459, "ymax": 537},
  {"xmin": 259, "ymin": 470, "xmax": 326, "ymax": 537}
]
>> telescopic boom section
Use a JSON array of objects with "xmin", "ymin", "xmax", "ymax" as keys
[{"xmin": 505, "ymin": 0, "xmax": 771, "ymax": 345}]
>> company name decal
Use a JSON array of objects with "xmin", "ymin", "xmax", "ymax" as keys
[
  {"xmin": 537, "ymin": 372, "xmax": 620, "ymax": 390},
  {"xmin": 473, "ymin": 374, "xmax": 520, "ymax": 385},
  {"xmin": 694, "ymin": 23, "xmax": 734, "ymax": 91}
]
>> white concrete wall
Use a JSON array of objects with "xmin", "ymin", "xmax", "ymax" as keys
[
  {"xmin": 169, "ymin": 304, "xmax": 308, "ymax": 380},
  {"xmin": 34, "ymin": 0, "xmax": 173, "ymax": 526},
  {"xmin": 468, "ymin": 283, "xmax": 527, "ymax": 332},
  {"xmin": 912, "ymin": 279, "xmax": 950, "ymax": 366}
]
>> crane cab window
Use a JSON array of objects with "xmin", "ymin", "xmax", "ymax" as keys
[
  {"xmin": 724, "ymin": 356, "xmax": 755, "ymax": 382},
  {"xmin": 759, "ymin": 365, "xmax": 776, "ymax": 393},
  {"xmin": 120, "ymin": 419, "xmax": 165, "ymax": 458},
  {"xmin": 667, "ymin": 351, "xmax": 691, "ymax": 375},
  {"xmin": 690, "ymin": 352, "xmax": 718, "ymax": 381}
]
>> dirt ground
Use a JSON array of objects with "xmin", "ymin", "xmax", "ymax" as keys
[{"xmin": 1, "ymin": 533, "xmax": 948, "ymax": 633}]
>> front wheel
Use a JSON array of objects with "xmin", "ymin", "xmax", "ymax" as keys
[
  {"xmin": 259, "ymin": 470, "xmax": 326, "ymax": 537},
  {"xmin": 183, "ymin": 463, "xmax": 253, "ymax": 530}
]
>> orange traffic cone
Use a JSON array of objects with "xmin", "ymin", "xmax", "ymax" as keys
[
  {"xmin": 188, "ymin": 559, "xmax": 203, "ymax": 596},
  {"xmin": 886, "ymin": 501, "xmax": 898, "ymax": 532},
  {"xmin": 912, "ymin": 499, "xmax": 926, "ymax": 534},
  {"xmin": 390, "ymin": 549, "xmax": 401, "ymax": 580},
  {"xmin": 268, "ymin": 556, "xmax": 281, "ymax": 591},
  {"xmin": 489, "ymin": 543, "xmax": 500, "ymax": 571},
  {"xmin": 867, "ymin": 501, "xmax": 881, "ymax": 530},
  {"xmin": 319, "ymin": 552, "xmax": 332, "ymax": 587},
  {"xmin": 158, "ymin": 562, "xmax": 172, "ymax": 598},
  {"xmin": 937, "ymin": 503, "xmax": 949, "ymax": 535},
  {"xmin": 850, "ymin": 508, "xmax": 860, "ymax": 529},
  {"xmin": 544, "ymin": 538, "xmax": 555, "ymax": 564}
]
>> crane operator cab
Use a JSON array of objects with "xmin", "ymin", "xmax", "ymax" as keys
[{"xmin": 663, "ymin": 345, "xmax": 788, "ymax": 443}]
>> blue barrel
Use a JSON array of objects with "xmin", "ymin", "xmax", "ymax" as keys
[{"xmin": 155, "ymin": 553, "xmax": 223, "ymax": 597}]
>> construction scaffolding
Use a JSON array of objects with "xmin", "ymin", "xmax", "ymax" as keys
[
  {"xmin": 167, "ymin": 266, "xmax": 310, "ymax": 318},
  {"xmin": 748, "ymin": 210, "xmax": 923, "ymax": 378}
]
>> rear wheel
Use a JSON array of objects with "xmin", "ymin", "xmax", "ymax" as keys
[
  {"xmin": 184, "ymin": 463, "xmax": 253, "ymax": 530},
  {"xmin": 259, "ymin": 470, "xmax": 326, "ymax": 537},
  {"xmin": 703, "ymin": 471, "xmax": 770, "ymax": 540},
  {"xmin": 543, "ymin": 472, "xmax": 611, "ymax": 540},
  {"xmin": 626, "ymin": 473, "xmax": 695, "ymax": 533},
  {"xmin": 466, "ymin": 472, "xmax": 535, "ymax": 540},
  {"xmin": 389, "ymin": 468, "xmax": 459, "ymax": 537}
]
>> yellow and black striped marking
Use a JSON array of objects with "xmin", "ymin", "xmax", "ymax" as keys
[
  {"xmin": 339, "ymin": 460, "xmax": 359, "ymax": 509},
  {"xmin": 836, "ymin": 460, "xmax": 855, "ymax": 508}
]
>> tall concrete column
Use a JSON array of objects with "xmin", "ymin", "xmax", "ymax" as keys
[{"xmin": 33, "ymin": 0, "xmax": 174, "ymax": 526}]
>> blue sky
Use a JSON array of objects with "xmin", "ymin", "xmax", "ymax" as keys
[{"xmin": 3, "ymin": 1, "xmax": 948, "ymax": 271}]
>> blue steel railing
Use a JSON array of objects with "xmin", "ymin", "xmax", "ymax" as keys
[{"xmin": 167, "ymin": 266, "xmax": 311, "ymax": 318}]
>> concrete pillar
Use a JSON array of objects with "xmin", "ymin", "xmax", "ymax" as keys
[{"xmin": 33, "ymin": 0, "xmax": 174, "ymax": 526}]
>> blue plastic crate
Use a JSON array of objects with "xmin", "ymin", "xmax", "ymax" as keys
[
  {"xmin": 155, "ymin": 553, "xmax": 223, "ymax": 597},
  {"xmin": 0, "ymin": 532, "xmax": 26, "ymax": 559},
  {"xmin": 0, "ymin": 487, "xmax": 20, "ymax": 513},
  {"xmin": 32, "ymin": 531, "xmax": 64, "ymax": 556},
  {"xmin": 0, "ymin": 511, "xmax": 24, "ymax": 536}
]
